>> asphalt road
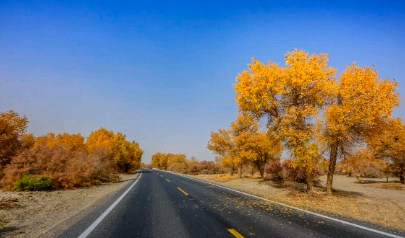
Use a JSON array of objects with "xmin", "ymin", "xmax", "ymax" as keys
[{"xmin": 60, "ymin": 169, "xmax": 404, "ymax": 238}]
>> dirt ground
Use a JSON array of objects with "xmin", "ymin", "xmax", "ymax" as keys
[
  {"xmin": 0, "ymin": 173, "xmax": 139, "ymax": 238},
  {"xmin": 191, "ymin": 174, "xmax": 405, "ymax": 231}
]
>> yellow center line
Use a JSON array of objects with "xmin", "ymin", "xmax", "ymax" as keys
[
  {"xmin": 160, "ymin": 175, "xmax": 163, "ymax": 177},
  {"xmin": 166, "ymin": 179, "xmax": 170, "ymax": 182},
  {"xmin": 177, "ymin": 187, "xmax": 189, "ymax": 196},
  {"xmin": 228, "ymin": 228, "xmax": 245, "ymax": 238}
]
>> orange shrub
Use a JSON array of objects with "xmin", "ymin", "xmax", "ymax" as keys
[{"xmin": 1, "ymin": 144, "xmax": 118, "ymax": 190}]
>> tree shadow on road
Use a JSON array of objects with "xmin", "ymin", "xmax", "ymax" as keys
[{"xmin": 0, "ymin": 226, "xmax": 20, "ymax": 236}]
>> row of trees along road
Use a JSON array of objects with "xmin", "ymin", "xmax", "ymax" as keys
[{"xmin": 208, "ymin": 49, "xmax": 402, "ymax": 194}]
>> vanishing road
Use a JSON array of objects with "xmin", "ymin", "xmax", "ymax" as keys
[{"xmin": 61, "ymin": 169, "xmax": 404, "ymax": 238}]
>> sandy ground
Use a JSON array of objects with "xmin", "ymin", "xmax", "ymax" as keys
[
  {"xmin": 0, "ymin": 173, "xmax": 139, "ymax": 238},
  {"xmin": 191, "ymin": 174, "xmax": 405, "ymax": 231}
]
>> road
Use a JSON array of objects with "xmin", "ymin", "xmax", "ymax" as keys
[{"xmin": 60, "ymin": 169, "xmax": 404, "ymax": 238}]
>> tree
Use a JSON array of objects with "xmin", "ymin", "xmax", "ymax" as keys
[
  {"xmin": 234, "ymin": 49, "xmax": 336, "ymax": 192},
  {"xmin": 319, "ymin": 64, "xmax": 399, "ymax": 193},
  {"xmin": 151, "ymin": 152, "xmax": 167, "ymax": 169},
  {"xmin": 237, "ymin": 131, "xmax": 282, "ymax": 178},
  {"xmin": 0, "ymin": 110, "xmax": 29, "ymax": 170},
  {"xmin": 35, "ymin": 132, "xmax": 86, "ymax": 152},
  {"xmin": 368, "ymin": 118, "xmax": 405, "ymax": 183},
  {"xmin": 116, "ymin": 140, "xmax": 143, "ymax": 172},
  {"xmin": 229, "ymin": 113, "xmax": 259, "ymax": 178},
  {"xmin": 86, "ymin": 128, "xmax": 143, "ymax": 172},
  {"xmin": 86, "ymin": 128, "xmax": 116, "ymax": 155},
  {"xmin": 337, "ymin": 148, "xmax": 383, "ymax": 178},
  {"xmin": 207, "ymin": 114, "xmax": 257, "ymax": 178},
  {"xmin": 207, "ymin": 128, "xmax": 240, "ymax": 175}
]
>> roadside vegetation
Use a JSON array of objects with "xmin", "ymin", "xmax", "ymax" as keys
[
  {"xmin": 0, "ymin": 111, "xmax": 143, "ymax": 190},
  {"xmin": 143, "ymin": 50, "xmax": 405, "ymax": 230},
  {"xmin": 150, "ymin": 153, "xmax": 225, "ymax": 175},
  {"xmin": 207, "ymin": 49, "xmax": 403, "ymax": 194}
]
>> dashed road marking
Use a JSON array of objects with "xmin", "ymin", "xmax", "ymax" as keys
[
  {"xmin": 177, "ymin": 187, "xmax": 189, "ymax": 196},
  {"xmin": 228, "ymin": 228, "xmax": 245, "ymax": 238}
]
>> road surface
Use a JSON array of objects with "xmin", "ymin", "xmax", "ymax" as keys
[{"xmin": 60, "ymin": 169, "xmax": 404, "ymax": 238}]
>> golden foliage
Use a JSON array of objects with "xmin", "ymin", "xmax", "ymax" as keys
[
  {"xmin": 0, "ymin": 111, "xmax": 143, "ymax": 190},
  {"xmin": 368, "ymin": 118, "xmax": 405, "ymax": 182},
  {"xmin": 0, "ymin": 110, "xmax": 29, "ymax": 168},
  {"xmin": 233, "ymin": 49, "xmax": 401, "ymax": 191},
  {"xmin": 234, "ymin": 49, "xmax": 336, "ymax": 190},
  {"xmin": 208, "ymin": 113, "xmax": 282, "ymax": 178},
  {"xmin": 86, "ymin": 128, "xmax": 143, "ymax": 172}
]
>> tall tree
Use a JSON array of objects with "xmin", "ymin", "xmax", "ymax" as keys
[
  {"xmin": 319, "ymin": 64, "xmax": 399, "ymax": 193},
  {"xmin": 368, "ymin": 118, "xmax": 405, "ymax": 183},
  {"xmin": 234, "ymin": 49, "xmax": 336, "ymax": 192}
]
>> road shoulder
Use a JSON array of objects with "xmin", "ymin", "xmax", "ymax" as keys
[{"xmin": 0, "ymin": 173, "xmax": 139, "ymax": 238}]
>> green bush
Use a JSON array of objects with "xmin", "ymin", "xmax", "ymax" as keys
[{"xmin": 14, "ymin": 175, "xmax": 53, "ymax": 191}]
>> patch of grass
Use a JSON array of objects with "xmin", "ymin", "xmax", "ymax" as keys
[{"xmin": 15, "ymin": 175, "xmax": 53, "ymax": 191}]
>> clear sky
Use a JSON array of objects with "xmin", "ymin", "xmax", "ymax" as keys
[{"xmin": 1, "ymin": 0, "xmax": 404, "ymax": 163}]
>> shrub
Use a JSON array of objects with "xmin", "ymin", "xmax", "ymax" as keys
[
  {"xmin": 357, "ymin": 166, "xmax": 383, "ymax": 178},
  {"xmin": 168, "ymin": 162, "xmax": 188, "ymax": 174},
  {"xmin": 186, "ymin": 160, "xmax": 225, "ymax": 175},
  {"xmin": 265, "ymin": 160, "xmax": 322, "ymax": 185},
  {"xmin": 15, "ymin": 175, "xmax": 53, "ymax": 191},
  {"xmin": 1, "ymin": 144, "xmax": 118, "ymax": 190}
]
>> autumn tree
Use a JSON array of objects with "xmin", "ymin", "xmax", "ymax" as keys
[
  {"xmin": 229, "ymin": 114, "xmax": 260, "ymax": 178},
  {"xmin": 0, "ymin": 110, "xmax": 29, "ymax": 170},
  {"xmin": 237, "ymin": 131, "xmax": 282, "ymax": 178},
  {"xmin": 207, "ymin": 128, "xmax": 238, "ymax": 175},
  {"xmin": 207, "ymin": 114, "xmax": 254, "ymax": 178},
  {"xmin": 337, "ymin": 148, "xmax": 383, "ymax": 178},
  {"xmin": 86, "ymin": 128, "xmax": 143, "ymax": 172},
  {"xmin": 319, "ymin": 64, "xmax": 399, "ymax": 193},
  {"xmin": 234, "ymin": 49, "xmax": 336, "ymax": 192},
  {"xmin": 151, "ymin": 152, "xmax": 168, "ymax": 170},
  {"xmin": 35, "ymin": 132, "xmax": 86, "ymax": 152},
  {"xmin": 368, "ymin": 118, "xmax": 405, "ymax": 183}
]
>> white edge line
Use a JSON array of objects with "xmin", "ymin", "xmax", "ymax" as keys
[
  {"xmin": 160, "ymin": 170, "xmax": 403, "ymax": 238},
  {"xmin": 78, "ymin": 171, "xmax": 143, "ymax": 238}
]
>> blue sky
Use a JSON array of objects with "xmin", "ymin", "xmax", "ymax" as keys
[{"xmin": 1, "ymin": 0, "xmax": 404, "ymax": 163}]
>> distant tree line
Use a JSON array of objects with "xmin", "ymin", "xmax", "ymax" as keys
[{"xmin": 149, "ymin": 153, "xmax": 225, "ymax": 175}]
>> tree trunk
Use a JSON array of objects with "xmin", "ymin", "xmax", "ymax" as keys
[
  {"xmin": 255, "ymin": 161, "xmax": 264, "ymax": 178},
  {"xmin": 401, "ymin": 170, "xmax": 405, "ymax": 184},
  {"xmin": 237, "ymin": 164, "xmax": 242, "ymax": 178},
  {"xmin": 306, "ymin": 169, "xmax": 314, "ymax": 193},
  {"xmin": 326, "ymin": 142, "xmax": 338, "ymax": 194}
]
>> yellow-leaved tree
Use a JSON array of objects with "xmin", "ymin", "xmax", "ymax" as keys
[
  {"xmin": 0, "ymin": 110, "xmax": 29, "ymax": 170},
  {"xmin": 368, "ymin": 118, "xmax": 405, "ymax": 183},
  {"xmin": 207, "ymin": 128, "xmax": 238, "ymax": 175},
  {"xmin": 151, "ymin": 152, "xmax": 167, "ymax": 169},
  {"xmin": 234, "ymin": 49, "xmax": 336, "ymax": 192},
  {"xmin": 86, "ymin": 128, "xmax": 142, "ymax": 172},
  {"xmin": 208, "ymin": 113, "xmax": 282, "ymax": 178},
  {"xmin": 35, "ymin": 132, "xmax": 87, "ymax": 152},
  {"xmin": 319, "ymin": 64, "xmax": 399, "ymax": 193}
]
